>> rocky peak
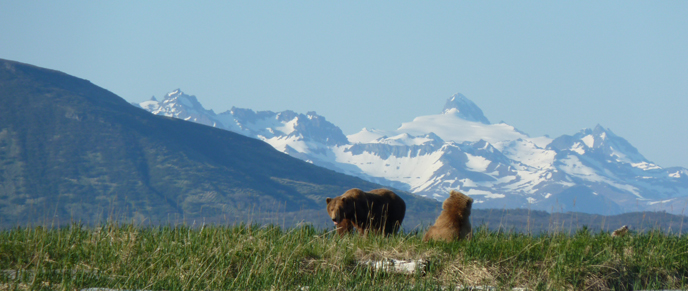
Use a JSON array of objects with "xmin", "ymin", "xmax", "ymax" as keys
[
  {"xmin": 165, "ymin": 88, "xmax": 183, "ymax": 99},
  {"xmin": 442, "ymin": 93, "xmax": 490, "ymax": 124},
  {"xmin": 161, "ymin": 89, "xmax": 207, "ymax": 111}
]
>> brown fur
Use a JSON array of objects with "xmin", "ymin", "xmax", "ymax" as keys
[
  {"xmin": 423, "ymin": 190, "xmax": 473, "ymax": 242},
  {"xmin": 326, "ymin": 188, "xmax": 406, "ymax": 235},
  {"xmin": 612, "ymin": 225, "xmax": 629, "ymax": 237},
  {"xmin": 332, "ymin": 217, "xmax": 354, "ymax": 235}
]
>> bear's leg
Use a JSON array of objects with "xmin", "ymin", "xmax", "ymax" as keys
[
  {"xmin": 336, "ymin": 219, "xmax": 354, "ymax": 236},
  {"xmin": 423, "ymin": 225, "xmax": 437, "ymax": 242}
]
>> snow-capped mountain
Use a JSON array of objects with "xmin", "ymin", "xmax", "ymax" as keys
[
  {"xmin": 136, "ymin": 89, "xmax": 351, "ymax": 172},
  {"xmin": 139, "ymin": 89, "xmax": 347, "ymax": 143},
  {"xmin": 135, "ymin": 90, "xmax": 688, "ymax": 215},
  {"xmin": 442, "ymin": 93, "xmax": 491, "ymax": 124}
]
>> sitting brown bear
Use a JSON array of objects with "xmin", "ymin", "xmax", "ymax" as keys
[
  {"xmin": 326, "ymin": 188, "xmax": 406, "ymax": 235},
  {"xmin": 423, "ymin": 190, "xmax": 473, "ymax": 242}
]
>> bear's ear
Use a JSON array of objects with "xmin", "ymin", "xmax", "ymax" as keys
[
  {"xmin": 466, "ymin": 197, "xmax": 473, "ymax": 207},
  {"xmin": 326, "ymin": 198, "xmax": 332, "ymax": 204}
]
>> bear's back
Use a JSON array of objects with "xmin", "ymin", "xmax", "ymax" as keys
[{"xmin": 368, "ymin": 188, "xmax": 401, "ymax": 203}]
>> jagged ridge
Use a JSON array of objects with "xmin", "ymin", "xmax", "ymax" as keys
[{"xmin": 137, "ymin": 90, "xmax": 688, "ymax": 215}]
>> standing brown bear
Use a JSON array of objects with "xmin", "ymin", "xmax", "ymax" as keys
[
  {"xmin": 326, "ymin": 188, "xmax": 406, "ymax": 235},
  {"xmin": 423, "ymin": 190, "xmax": 473, "ymax": 242}
]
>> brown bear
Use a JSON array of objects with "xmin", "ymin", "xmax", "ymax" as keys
[
  {"xmin": 326, "ymin": 188, "xmax": 406, "ymax": 235},
  {"xmin": 423, "ymin": 190, "xmax": 473, "ymax": 242}
]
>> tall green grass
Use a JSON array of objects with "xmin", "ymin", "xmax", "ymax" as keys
[{"xmin": 1, "ymin": 223, "xmax": 687, "ymax": 290}]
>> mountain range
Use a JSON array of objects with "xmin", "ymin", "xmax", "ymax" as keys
[
  {"xmin": 136, "ymin": 89, "xmax": 688, "ymax": 215},
  {"xmin": 0, "ymin": 58, "xmax": 440, "ymax": 228}
]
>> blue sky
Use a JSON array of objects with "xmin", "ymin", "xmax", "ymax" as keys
[{"xmin": 1, "ymin": 1, "xmax": 687, "ymax": 168}]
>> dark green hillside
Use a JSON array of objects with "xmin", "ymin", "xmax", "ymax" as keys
[{"xmin": 0, "ymin": 59, "xmax": 439, "ymax": 227}]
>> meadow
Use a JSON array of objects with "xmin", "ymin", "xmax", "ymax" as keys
[{"xmin": 1, "ymin": 223, "xmax": 687, "ymax": 290}]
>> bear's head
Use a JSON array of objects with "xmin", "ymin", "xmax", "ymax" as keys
[
  {"xmin": 444, "ymin": 190, "xmax": 473, "ymax": 218},
  {"xmin": 326, "ymin": 196, "xmax": 355, "ymax": 226}
]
